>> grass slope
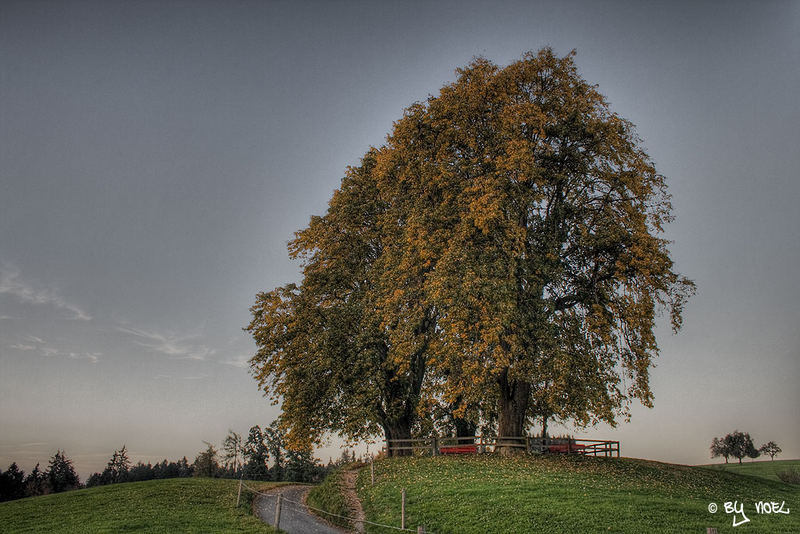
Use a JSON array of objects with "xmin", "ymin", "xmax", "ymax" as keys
[
  {"xmin": 0, "ymin": 478, "xmax": 279, "ymax": 533},
  {"xmin": 357, "ymin": 455, "xmax": 800, "ymax": 534},
  {"xmin": 307, "ymin": 467, "xmax": 352, "ymax": 529},
  {"xmin": 698, "ymin": 459, "xmax": 800, "ymax": 483}
]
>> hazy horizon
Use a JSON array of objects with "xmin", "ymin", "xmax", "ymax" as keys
[{"xmin": 2, "ymin": 0, "xmax": 798, "ymax": 480}]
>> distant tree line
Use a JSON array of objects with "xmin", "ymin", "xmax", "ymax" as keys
[
  {"xmin": 0, "ymin": 450, "xmax": 80, "ymax": 502},
  {"xmin": 1, "ymin": 422, "xmax": 353, "ymax": 503},
  {"xmin": 710, "ymin": 431, "xmax": 781, "ymax": 464}
]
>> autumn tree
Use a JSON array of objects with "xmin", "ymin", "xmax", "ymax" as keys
[
  {"xmin": 759, "ymin": 441, "xmax": 781, "ymax": 461},
  {"xmin": 247, "ymin": 153, "xmax": 434, "ymax": 454},
  {"xmin": 248, "ymin": 48, "xmax": 692, "ymax": 453},
  {"xmin": 372, "ymin": 49, "xmax": 693, "ymax": 449}
]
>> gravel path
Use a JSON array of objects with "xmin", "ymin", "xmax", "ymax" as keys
[{"xmin": 253, "ymin": 485, "xmax": 348, "ymax": 534}]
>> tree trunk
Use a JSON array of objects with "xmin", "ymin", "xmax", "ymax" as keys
[
  {"xmin": 496, "ymin": 369, "xmax": 530, "ymax": 455},
  {"xmin": 454, "ymin": 417, "xmax": 477, "ymax": 443},
  {"xmin": 384, "ymin": 419, "xmax": 413, "ymax": 457}
]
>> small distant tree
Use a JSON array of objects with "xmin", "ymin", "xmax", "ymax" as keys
[
  {"xmin": 284, "ymin": 448, "xmax": 321, "ymax": 483},
  {"xmin": 242, "ymin": 426, "xmax": 270, "ymax": 480},
  {"xmin": 222, "ymin": 430, "xmax": 243, "ymax": 476},
  {"xmin": 0, "ymin": 463, "xmax": 26, "ymax": 502},
  {"xmin": 178, "ymin": 456, "xmax": 193, "ymax": 478},
  {"xmin": 48, "ymin": 450, "xmax": 80, "ymax": 493},
  {"xmin": 264, "ymin": 421, "xmax": 285, "ymax": 482},
  {"xmin": 193, "ymin": 442, "xmax": 220, "ymax": 478},
  {"xmin": 106, "ymin": 445, "xmax": 131, "ymax": 484},
  {"xmin": 24, "ymin": 463, "xmax": 49, "ymax": 497},
  {"xmin": 759, "ymin": 441, "xmax": 782, "ymax": 461},
  {"xmin": 710, "ymin": 437, "xmax": 730, "ymax": 463},
  {"xmin": 725, "ymin": 431, "xmax": 759, "ymax": 464}
]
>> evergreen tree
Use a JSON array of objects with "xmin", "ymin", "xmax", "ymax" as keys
[
  {"xmin": 0, "ymin": 463, "xmax": 26, "ymax": 502},
  {"xmin": 193, "ymin": 442, "xmax": 220, "ymax": 478},
  {"xmin": 222, "ymin": 430, "xmax": 243, "ymax": 476},
  {"xmin": 48, "ymin": 450, "xmax": 80, "ymax": 493},
  {"xmin": 242, "ymin": 426, "xmax": 270, "ymax": 480},
  {"xmin": 24, "ymin": 463, "xmax": 49, "ymax": 496}
]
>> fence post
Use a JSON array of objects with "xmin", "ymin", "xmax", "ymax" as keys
[
  {"xmin": 432, "ymin": 435, "xmax": 438, "ymax": 456},
  {"xmin": 371, "ymin": 458, "xmax": 375, "ymax": 486},
  {"xmin": 236, "ymin": 476, "xmax": 242, "ymax": 506},
  {"xmin": 525, "ymin": 436, "xmax": 530, "ymax": 453},
  {"xmin": 401, "ymin": 488, "xmax": 406, "ymax": 529},
  {"xmin": 274, "ymin": 493, "xmax": 282, "ymax": 530}
]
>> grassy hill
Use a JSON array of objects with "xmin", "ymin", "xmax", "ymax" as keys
[
  {"xmin": 698, "ymin": 459, "xmax": 800, "ymax": 483},
  {"xmin": 354, "ymin": 455, "xmax": 799, "ymax": 534},
  {"xmin": 0, "ymin": 478, "xmax": 279, "ymax": 533}
]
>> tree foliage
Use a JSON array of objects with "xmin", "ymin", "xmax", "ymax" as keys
[
  {"xmin": 710, "ymin": 437, "xmax": 730, "ymax": 463},
  {"xmin": 47, "ymin": 450, "xmax": 80, "ymax": 493},
  {"xmin": 192, "ymin": 442, "xmax": 220, "ymax": 478},
  {"xmin": 248, "ymin": 48, "xmax": 693, "ymax": 451},
  {"xmin": 222, "ymin": 430, "xmax": 243, "ymax": 474},
  {"xmin": 722, "ymin": 431, "xmax": 760, "ymax": 464},
  {"xmin": 759, "ymin": 441, "xmax": 781, "ymax": 461}
]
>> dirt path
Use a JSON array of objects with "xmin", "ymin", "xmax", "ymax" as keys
[
  {"xmin": 340, "ymin": 468, "xmax": 365, "ymax": 533},
  {"xmin": 253, "ymin": 485, "xmax": 347, "ymax": 534}
]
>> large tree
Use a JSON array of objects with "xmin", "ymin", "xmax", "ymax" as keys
[
  {"xmin": 247, "ymin": 153, "xmax": 434, "ymax": 454},
  {"xmin": 248, "ymin": 48, "xmax": 692, "ymax": 453},
  {"xmin": 374, "ymin": 49, "xmax": 693, "ymax": 449}
]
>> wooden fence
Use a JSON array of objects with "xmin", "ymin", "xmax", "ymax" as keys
[{"xmin": 385, "ymin": 435, "xmax": 620, "ymax": 457}]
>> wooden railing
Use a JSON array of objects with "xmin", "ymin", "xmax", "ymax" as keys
[{"xmin": 385, "ymin": 435, "xmax": 620, "ymax": 457}]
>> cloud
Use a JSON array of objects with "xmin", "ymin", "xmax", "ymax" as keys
[
  {"xmin": 153, "ymin": 374, "xmax": 209, "ymax": 381},
  {"xmin": 116, "ymin": 326, "xmax": 215, "ymax": 361},
  {"xmin": 0, "ymin": 265, "xmax": 91, "ymax": 320},
  {"xmin": 9, "ymin": 336, "xmax": 100, "ymax": 363},
  {"xmin": 219, "ymin": 354, "xmax": 252, "ymax": 369},
  {"xmin": 39, "ymin": 345, "xmax": 101, "ymax": 363}
]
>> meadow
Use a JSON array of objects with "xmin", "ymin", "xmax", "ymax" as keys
[
  {"xmin": 0, "ymin": 478, "xmax": 280, "ymax": 533},
  {"xmin": 353, "ymin": 455, "xmax": 800, "ymax": 534},
  {"xmin": 698, "ymin": 459, "xmax": 800, "ymax": 483}
]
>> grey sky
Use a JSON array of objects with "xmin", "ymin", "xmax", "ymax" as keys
[{"xmin": 1, "ymin": 0, "xmax": 798, "ymax": 477}]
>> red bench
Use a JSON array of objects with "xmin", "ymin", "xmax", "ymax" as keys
[
  {"xmin": 546, "ymin": 443, "xmax": 586, "ymax": 454},
  {"xmin": 439, "ymin": 445, "xmax": 478, "ymax": 455}
]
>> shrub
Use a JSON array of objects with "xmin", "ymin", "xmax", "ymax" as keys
[{"xmin": 776, "ymin": 468, "xmax": 800, "ymax": 485}]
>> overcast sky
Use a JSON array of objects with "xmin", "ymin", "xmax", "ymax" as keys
[{"xmin": 1, "ymin": 0, "xmax": 798, "ymax": 478}]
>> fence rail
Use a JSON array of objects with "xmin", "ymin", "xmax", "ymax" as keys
[{"xmin": 385, "ymin": 436, "xmax": 620, "ymax": 457}]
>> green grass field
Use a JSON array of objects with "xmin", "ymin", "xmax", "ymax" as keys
[
  {"xmin": 698, "ymin": 459, "xmax": 800, "ymax": 483},
  {"xmin": 355, "ymin": 455, "xmax": 800, "ymax": 534},
  {"xmin": 0, "ymin": 478, "xmax": 279, "ymax": 533}
]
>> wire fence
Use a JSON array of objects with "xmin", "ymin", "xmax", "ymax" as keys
[{"xmin": 239, "ymin": 479, "xmax": 434, "ymax": 534}]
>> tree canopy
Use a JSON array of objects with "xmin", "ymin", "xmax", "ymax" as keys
[{"xmin": 247, "ymin": 48, "xmax": 693, "ymax": 453}]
